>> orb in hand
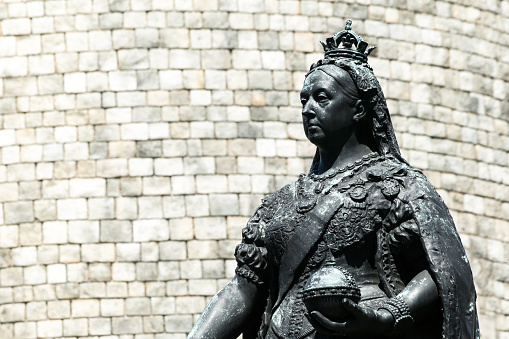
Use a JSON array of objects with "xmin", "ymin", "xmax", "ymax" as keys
[{"xmin": 302, "ymin": 262, "xmax": 361, "ymax": 322}]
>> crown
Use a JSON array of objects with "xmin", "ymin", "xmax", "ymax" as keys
[{"xmin": 320, "ymin": 20, "xmax": 376, "ymax": 63}]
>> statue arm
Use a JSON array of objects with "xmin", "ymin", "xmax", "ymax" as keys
[
  {"xmin": 187, "ymin": 274, "xmax": 260, "ymax": 339},
  {"xmin": 397, "ymin": 269, "xmax": 439, "ymax": 320}
]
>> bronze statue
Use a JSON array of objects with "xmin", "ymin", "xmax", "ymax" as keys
[{"xmin": 188, "ymin": 21, "xmax": 479, "ymax": 339}]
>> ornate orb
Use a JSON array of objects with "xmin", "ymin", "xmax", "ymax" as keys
[{"xmin": 302, "ymin": 261, "xmax": 361, "ymax": 322}]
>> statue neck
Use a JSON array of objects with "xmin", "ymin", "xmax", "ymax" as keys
[{"xmin": 316, "ymin": 133, "xmax": 376, "ymax": 175}]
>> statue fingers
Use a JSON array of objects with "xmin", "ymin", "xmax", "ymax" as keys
[
  {"xmin": 342, "ymin": 298, "xmax": 366, "ymax": 318},
  {"xmin": 309, "ymin": 311, "xmax": 347, "ymax": 333}
]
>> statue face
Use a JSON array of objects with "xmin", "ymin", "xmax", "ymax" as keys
[{"xmin": 300, "ymin": 69, "xmax": 358, "ymax": 150}]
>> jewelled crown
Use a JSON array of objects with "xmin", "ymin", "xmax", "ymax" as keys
[{"xmin": 320, "ymin": 20, "xmax": 376, "ymax": 63}]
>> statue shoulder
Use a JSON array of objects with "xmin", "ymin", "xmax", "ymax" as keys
[{"xmin": 261, "ymin": 181, "xmax": 296, "ymax": 207}]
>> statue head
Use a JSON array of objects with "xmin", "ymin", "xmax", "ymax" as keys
[{"xmin": 304, "ymin": 21, "xmax": 407, "ymax": 173}]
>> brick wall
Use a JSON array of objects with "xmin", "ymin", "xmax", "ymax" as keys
[{"xmin": 0, "ymin": 0, "xmax": 508, "ymax": 338}]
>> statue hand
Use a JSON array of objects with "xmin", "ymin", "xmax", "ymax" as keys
[{"xmin": 307, "ymin": 298, "xmax": 394, "ymax": 337}]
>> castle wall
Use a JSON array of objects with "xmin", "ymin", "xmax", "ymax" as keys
[{"xmin": 0, "ymin": 0, "xmax": 508, "ymax": 337}]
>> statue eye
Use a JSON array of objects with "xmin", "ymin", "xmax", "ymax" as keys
[
  {"xmin": 316, "ymin": 92, "xmax": 329, "ymax": 102},
  {"xmin": 300, "ymin": 97, "xmax": 308, "ymax": 106}
]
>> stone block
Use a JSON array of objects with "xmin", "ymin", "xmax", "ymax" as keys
[
  {"xmin": 0, "ymin": 225, "xmax": 18, "ymax": 248},
  {"xmin": 0, "ymin": 37, "xmax": 16, "ymax": 58},
  {"xmin": 119, "ymin": 178, "xmax": 141, "ymax": 197},
  {"xmin": 2, "ymin": 18, "xmax": 31, "ymax": 35},
  {"xmin": 0, "ymin": 183, "xmax": 18, "ymax": 202},
  {"xmin": 164, "ymin": 315, "xmax": 193, "ymax": 332},
  {"xmin": 142, "ymin": 242, "xmax": 159, "ymax": 262},
  {"xmin": 160, "ymin": 241, "xmax": 186, "ymax": 261},
  {"xmin": 169, "ymin": 49, "xmax": 200, "ymax": 69},
  {"xmin": 124, "ymin": 280, "xmax": 149, "ymax": 296},
  {"xmin": 116, "ymin": 243, "xmax": 140, "ymax": 262},
  {"xmin": 184, "ymin": 194, "xmax": 209, "ymax": 216},
  {"xmin": 42, "ymin": 144, "xmax": 63, "ymax": 162},
  {"xmin": 187, "ymin": 240, "xmax": 219, "ymax": 259},
  {"xmin": 81, "ymin": 244, "xmax": 115, "ymax": 262},
  {"xmin": 87, "ymin": 263, "xmax": 110, "ymax": 282},
  {"xmin": 175, "ymin": 296, "xmax": 205, "ymax": 314},
  {"xmin": 157, "ymin": 261, "xmax": 179, "ymax": 281},
  {"xmin": 119, "ymin": 49, "xmax": 149, "ymax": 70},
  {"xmin": 80, "ymin": 282, "xmax": 106, "ymax": 298},
  {"xmin": 97, "ymin": 159, "xmax": 128, "ymax": 178},
  {"xmin": 228, "ymin": 175, "xmax": 252, "ymax": 193},
  {"xmin": 100, "ymin": 219, "xmax": 131, "ymax": 243},
  {"xmin": 0, "ymin": 267, "xmax": 23, "ymax": 286},
  {"xmin": 209, "ymin": 194, "xmax": 239, "ymax": 216},
  {"xmin": 121, "ymin": 123, "xmax": 149, "ymax": 140},
  {"xmin": 184, "ymin": 157, "xmax": 215, "ymax": 175},
  {"xmin": 88, "ymin": 198, "xmax": 115, "ymax": 220},
  {"xmin": 47, "ymin": 264, "xmax": 66, "ymax": 284},
  {"xmin": 35, "ymin": 283, "xmax": 58, "ymax": 300},
  {"xmin": 63, "ymin": 72, "xmax": 86, "ymax": 93},
  {"xmin": 67, "ymin": 263, "xmax": 88, "ymax": 282},
  {"xmin": 202, "ymin": 259, "xmax": 225, "ymax": 279},
  {"xmin": 138, "ymin": 196, "xmax": 162, "ymax": 219},
  {"xmin": 68, "ymin": 220, "xmax": 99, "ymax": 243},
  {"xmin": 57, "ymin": 198, "xmax": 87, "ymax": 220},
  {"xmin": 26, "ymin": 301, "xmax": 46, "ymax": 320},
  {"xmin": 14, "ymin": 322, "xmax": 36, "ymax": 338},
  {"xmin": 162, "ymin": 197, "xmax": 186, "ymax": 219},
  {"xmin": 194, "ymin": 217, "xmax": 227, "ymax": 240},
  {"xmin": 140, "ymin": 177, "xmax": 170, "ymax": 195},
  {"xmin": 112, "ymin": 316, "xmax": 143, "ymax": 334},
  {"xmin": 63, "ymin": 318, "xmax": 88, "ymax": 336},
  {"xmin": 42, "ymin": 221, "xmax": 67, "ymax": 244},
  {"xmin": 19, "ymin": 222, "xmax": 41, "ymax": 246},
  {"xmin": 153, "ymin": 158, "xmax": 183, "ymax": 177},
  {"xmin": 248, "ymin": 70, "xmax": 273, "ymax": 90},
  {"xmin": 5, "ymin": 77, "xmax": 38, "ymax": 97},
  {"xmin": 20, "ymin": 145, "xmax": 43, "ymax": 163},
  {"xmin": 188, "ymin": 279, "xmax": 218, "ymax": 296},
  {"xmin": 144, "ymin": 315, "xmax": 165, "ymax": 333},
  {"xmin": 146, "ymin": 282, "xmax": 166, "ymax": 297},
  {"xmin": 11, "ymin": 246, "xmax": 37, "ymax": 267},
  {"xmin": 133, "ymin": 219, "xmax": 169, "ymax": 242},
  {"xmin": 196, "ymin": 175, "xmax": 228, "ymax": 194},
  {"xmin": 109, "ymin": 71, "xmax": 137, "ymax": 91},
  {"xmin": 42, "ymin": 180, "xmax": 69, "ymax": 200},
  {"xmin": 190, "ymin": 29, "xmax": 212, "ymax": 49},
  {"xmin": 101, "ymin": 298, "xmax": 124, "ymax": 317},
  {"xmin": 37, "ymin": 320, "xmax": 62, "ymax": 338},
  {"xmin": 126, "ymin": 296, "xmax": 151, "ymax": 315},
  {"xmin": 165, "ymin": 280, "xmax": 188, "ymax": 297},
  {"xmin": 0, "ymin": 57, "xmax": 28, "ymax": 78},
  {"xmin": 47, "ymin": 300, "xmax": 70, "ymax": 320},
  {"xmin": 69, "ymin": 178, "xmax": 106, "ymax": 197},
  {"xmin": 72, "ymin": 299, "xmax": 99, "ymax": 318},
  {"xmin": 13, "ymin": 285, "xmax": 33, "ymax": 303},
  {"xmin": 29, "ymin": 55, "xmax": 55, "ymax": 75}
]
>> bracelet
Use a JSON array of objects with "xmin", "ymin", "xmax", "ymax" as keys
[{"xmin": 378, "ymin": 296, "xmax": 414, "ymax": 333}]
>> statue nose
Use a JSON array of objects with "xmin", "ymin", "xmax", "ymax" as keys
[{"xmin": 302, "ymin": 101, "xmax": 316, "ymax": 117}]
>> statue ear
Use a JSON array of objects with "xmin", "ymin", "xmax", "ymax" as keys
[{"xmin": 352, "ymin": 100, "xmax": 366, "ymax": 122}]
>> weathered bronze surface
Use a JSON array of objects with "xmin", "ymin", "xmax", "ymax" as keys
[{"xmin": 188, "ymin": 20, "xmax": 479, "ymax": 339}]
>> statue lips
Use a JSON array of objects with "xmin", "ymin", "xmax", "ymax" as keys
[{"xmin": 306, "ymin": 120, "xmax": 322, "ymax": 136}]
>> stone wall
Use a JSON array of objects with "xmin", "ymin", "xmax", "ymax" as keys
[{"xmin": 0, "ymin": 0, "xmax": 508, "ymax": 338}]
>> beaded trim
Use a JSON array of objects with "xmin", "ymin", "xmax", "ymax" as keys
[
  {"xmin": 309, "ymin": 152, "xmax": 379, "ymax": 182},
  {"xmin": 377, "ymin": 295, "xmax": 414, "ymax": 333},
  {"xmin": 235, "ymin": 265, "xmax": 264, "ymax": 285}
]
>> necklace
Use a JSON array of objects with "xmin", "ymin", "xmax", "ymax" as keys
[{"xmin": 296, "ymin": 152, "xmax": 380, "ymax": 214}]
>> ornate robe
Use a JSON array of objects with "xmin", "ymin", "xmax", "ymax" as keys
[{"xmin": 235, "ymin": 153, "xmax": 479, "ymax": 339}]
